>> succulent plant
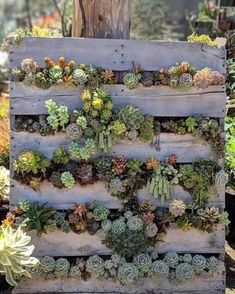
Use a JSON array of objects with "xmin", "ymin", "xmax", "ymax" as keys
[
  {"xmin": 207, "ymin": 256, "xmax": 224, "ymax": 276},
  {"xmin": 163, "ymin": 252, "xmax": 179, "ymax": 268},
  {"xmin": 145, "ymin": 223, "xmax": 158, "ymax": 238},
  {"xmin": 93, "ymin": 206, "xmax": 110, "ymax": 221},
  {"xmin": 146, "ymin": 157, "xmax": 160, "ymax": 170},
  {"xmin": 210, "ymin": 71, "xmax": 225, "ymax": 85},
  {"xmin": 175, "ymin": 262, "xmax": 195, "ymax": 281},
  {"xmin": 18, "ymin": 199, "xmax": 30, "ymax": 212},
  {"xmin": 139, "ymin": 116, "xmax": 155, "ymax": 143},
  {"xmin": 110, "ymin": 120, "xmax": 127, "ymax": 137},
  {"xmin": 123, "ymin": 72, "xmax": 141, "ymax": 89},
  {"xmin": 13, "ymin": 151, "xmax": 49, "ymax": 176},
  {"xmin": 185, "ymin": 117, "xmax": 197, "ymax": 132},
  {"xmin": 66, "ymin": 123, "xmax": 83, "ymax": 140},
  {"xmin": 133, "ymin": 253, "xmax": 152, "ymax": 273},
  {"xmin": 54, "ymin": 258, "xmax": 70, "ymax": 277},
  {"xmin": 77, "ymin": 163, "xmax": 93, "ymax": 185},
  {"xmin": 68, "ymin": 139, "xmax": 96, "ymax": 161},
  {"xmin": 101, "ymin": 219, "xmax": 112, "ymax": 232},
  {"xmin": 40, "ymin": 256, "xmax": 56, "ymax": 273},
  {"xmin": 119, "ymin": 105, "xmax": 144, "ymax": 130},
  {"xmin": 215, "ymin": 170, "xmax": 228, "ymax": 186},
  {"xmin": 48, "ymin": 65, "xmax": 64, "ymax": 82},
  {"xmin": 108, "ymin": 177, "xmax": 126, "ymax": 196},
  {"xmin": 72, "ymin": 68, "xmax": 88, "ymax": 85},
  {"xmin": 26, "ymin": 263, "xmax": 42, "ymax": 278},
  {"xmin": 151, "ymin": 260, "xmax": 169, "ymax": 279},
  {"xmin": 127, "ymin": 159, "xmax": 142, "ymax": 173},
  {"xmin": 63, "ymin": 161, "xmax": 79, "ymax": 177},
  {"xmin": 69, "ymin": 265, "xmax": 82, "ymax": 278},
  {"xmin": 169, "ymin": 200, "xmax": 187, "ymax": 217},
  {"xmin": 86, "ymin": 255, "xmax": 105, "ymax": 278},
  {"xmin": 94, "ymin": 156, "xmax": 112, "ymax": 173},
  {"xmin": 178, "ymin": 73, "xmax": 193, "ymax": 88},
  {"xmin": 187, "ymin": 34, "xmax": 217, "ymax": 47},
  {"xmin": 139, "ymin": 200, "xmax": 155, "ymax": 213},
  {"xmin": 182, "ymin": 254, "xmax": 192, "ymax": 263},
  {"xmin": 52, "ymin": 147, "xmax": 70, "ymax": 166},
  {"xmin": 111, "ymin": 218, "xmax": 127, "ymax": 235},
  {"xmin": 193, "ymin": 68, "xmax": 213, "ymax": 89},
  {"xmin": 112, "ymin": 156, "xmax": 127, "ymax": 175},
  {"xmin": 76, "ymin": 116, "xmax": 87, "ymax": 129},
  {"xmin": 169, "ymin": 75, "xmax": 179, "ymax": 88},
  {"xmin": 127, "ymin": 216, "xmax": 144, "ymax": 231},
  {"xmin": 45, "ymin": 99, "xmax": 69, "ymax": 131},
  {"xmin": 0, "ymin": 225, "xmax": 39, "ymax": 286},
  {"xmin": 127, "ymin": 129, "xmax": 138, "ymax": 140},
  {"xmin": 61, "ymin": 171, "xmax": 75, "ymax": 189},
  {"xmin": 117, "ymin": 263, "xmax": 139, "ymax": 285},
  {"xmin": 141, "ymin": 71, "xmax": 154, "ymax": 87},
  {"xmin": 191, "ymin": 255, "xmax": 207, "ymax": 273},
  {"xmin": 21, "ymin": 58, "xmax": 38, "ymax": 74},
  {"xmin": 34, "ymin": 71, "xmax": 51, "ymax": 89}
]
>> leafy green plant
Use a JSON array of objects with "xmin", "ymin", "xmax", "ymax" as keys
[{"xmin": 225, "ymin": 117, "xmax": 235, "ymax": 189}]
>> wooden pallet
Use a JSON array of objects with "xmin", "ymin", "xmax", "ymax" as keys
[{"xmin": 10, "ymin": 37, "xmax": 226, "ymax": 293}]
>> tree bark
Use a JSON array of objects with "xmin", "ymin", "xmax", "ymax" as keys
[{"xmin": 72, "ymin": 0, "xmax": 131, "ymax": 39}]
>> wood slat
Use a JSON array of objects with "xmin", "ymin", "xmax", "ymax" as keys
[
  {"xmin": 13, "ymin": 273, "xmax": 225, "ymax": 294},
  {"xmin": 9, "ymin": 37, "xmax": 226, "ymax": 73},
  {"xmin": 10, "ymin": 83, "xmax": 226, "ymax": 117},
  {"xmin": 10, "ymin": 180, "xmax": 225, "ymax": 210},
  {"xmin": 27, "ymin": 225, "xmax": 225, "ymax": 257},
  {"xmin": 10, "ymin": 131, "xmax": 217, "ymax": 162}
]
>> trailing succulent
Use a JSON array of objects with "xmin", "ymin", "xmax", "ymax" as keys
[{"xmin": 9, "ymin": 252, "xmax": 224, "ymax": 286}]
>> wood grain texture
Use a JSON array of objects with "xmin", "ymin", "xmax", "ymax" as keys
[
  {"xmin": 27, "ymin": 225, "xmax": 225, "ymax": 257},
  {"xmin": 10, "ymin": 131, "xmax": 216, "ymax": 162},
  {"xmin": 72, "ymin": 0, "xmax": 131, "ymax": 39},
  {"xmin": 13, "ymin": 273, "xmax": 225, "ymax": 293},
  {"xmin": 10, "ymin": 83, "xmax": 226, "ymax": 117},
  {"xmin": 9, "ymin": 37, "xmax": 226, "ymax": 72},
  {"xmin": 10, "ymin": 180, "xmax": 224, "ymax": 210}
]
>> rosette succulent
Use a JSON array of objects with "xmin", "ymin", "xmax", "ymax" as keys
[
  {"xmin": 163, "ymin": 252, "xmax": 179, "ymax": 268},
  {"xmin": 175, "ymin": 263, "xmax": 195, "ymax": 281},
  {"xmin": 40, "ymin": 256, "xmax": 56, "ymax": 273},
  {"xmin": 18, "ymin": 199, "xmax": 30, "ymax": 212},
  {"xmin": 191, "ymin": 255, "xmax": 207, "ymax": 273},
  {"xmin": 54, "ymin": 258, "xmax": 70, "ymax": 277},
  {"xmin": 169, "ymin": 200, "xmax": 187, "ymax": 217},
  {"xmin": 215, "ymin": 170, "xmax": 228, "ymax": 186},
  {"xmin": 66, "ymin": 123, "xmax": 83, "ymax": 140},
  {"xmin": 127, "ymin": 216, "xmax": 144, "ymax": 231},
  {"xmin": 145, "ymin": 223, "xmax": 158, "ymax": 238},
  {"xmin": 117, "ymin": 263, "xmax": 139, "ymax": 285},
  {"xmin": 70, "ymin": 265, "xmax": 82, "ymax": 278},
  {"xmin": 21, "ymin": 58, "xmax": 38, "ymax": 74},
  {"xmin": 111, "ymin": 218, "xmax": 127, "ymax": 235},
  {"xmin": 72, "ymin": 68, "xmax": 88, "ymax": 85},
  {"xmin": 123, "ymin": 72, "xmax": 141, "ymax": 89},
  {"xmin": 93, "ymin": 206, "xmax": 110, "ymax": 221},
  {"xmin": 52, "ymin": 147, "xmax": 69, "ymax": 166},
  {"xmin": 118, "ymin": 105, "xmax": 144, "ymax": 130},
  {"xmin": 207, "ymin": 256, "xmax": 224, "ymax": 276},
  {"xmin": 151, "ymin": 260, "xmax": 169, "ymax": 279},
  {"xmin": 179, "ymin": 73, "xmax": 193, "ymax": 88},
  {"xmin": 182, "ymin": 254, "xmax": 192, "ymax": 263},
  {"xmin": 61, "ymin": 172, "xmax": 75, "ymax": 189},
  {"xmin": 86, "ymin": 255, "xmax": 105, "ymax": 278},
  {"xmin": 48, "ymin": 65, "xmax": 64, "ymax": 82},
  {"xmin": 133, "ymin": 253, "xmax": 152, "ymax": 273},
  {"xmin": 101, "ymin": 219, "xmax": 112, "ymax": 232}
]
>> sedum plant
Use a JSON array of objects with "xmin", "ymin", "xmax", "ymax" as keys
[
  {"xmin": 61, "ymin": 172, "xmax": 75, "ymax": 189},
  {"xmin": 45, "ymin": 99, "xmax": 69, "ymax": 131},
  {"xmin": 68, "ymin": 139, "xmax": 96, "ymax": 161},
  {"xmin": 0, "ymin": 225, "xmax": 38, "ymax": 286}
]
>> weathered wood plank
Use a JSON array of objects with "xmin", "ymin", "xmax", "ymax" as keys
[
  {"xmin": 9, "ymin": 38, "xmax": 226, "ymax": 73},
  {"xmin": 13, "ymin": 273, "xmax": 225, "ymax": 294},
  {"xmin": 10, "ymin": 180, "xmax": 224, "ymax": 210},
  {"xmin": 10, "ymin": 83, "xmax": 226, "ymax": 117},
  {"xmin": 10, "ymin": 131, "xmax": 216, "ymax": 162},
  {"xmin": 27, "ymin": 225, "xmax": 225, "ymax": 257}
]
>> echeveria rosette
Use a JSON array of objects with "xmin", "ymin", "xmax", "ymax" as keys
[
  {"xmin": 145, "ymin": 223, "xmax": 158, "ymax": 238},
  {"xmin": 182, "ymin": 254, "xmax": 192, "ymax": 263},
  {"xmin": 111, "ymin": 218, "xmax": 127, "ymax": 235},
  {"xmin": 118, "ymin": 105, "xmax": 144, "ymax": 130},
  {"xmin": 54, "ymin": 258, "xmax": 70, "ymax": 277},
  {"xmin": 151, "ymin": 260, "xmax": 169, "ymax": 279},
  {"xmin": 133, "ymin": 253, "xmax": 152, "ymax": 273},
  {"xmin": 69, "ymin": 265, "xmax": 82, "ymax": 279},
  {"xmin": 163, "ymin": 251, "xmax": 179, "ymax": 268},
  {"xmin": 191, "ymin": 255, "xmax": 207, "ymax": 273},
  {"xmin": 101, "ymin": 219, "xmax": 112, "ymax": 232},
  {"xmin": 40, "ymin": 256, "xmax": 56, "ymax": 273},
  {"xmin": 86, "ymin": 255, "xmax": 105, "ymax": 278},
  {"xmin": 127, "ymin": 216, "xmax": 144, "ymax": 231},
  {"xmin": 117, "ymin": 263, "xmax": 139, "ymax": 285},
  {"xmin": 175, "ymin": 263, "xmax": 195, "ymax": 281},
  {"xmin": 207, "ymin": 256, "xmax": 224, "ymax": 276},
  {"xmin": 93, "ymin": 206, "xmax": 110, "ymax": 221},
  {"xmin": 215, "ymin": 170, "xmax": 229, "ymax": 186},
  {"xmin": 66, "ymin": 123, "xmax": 83, "ymax": 140}
]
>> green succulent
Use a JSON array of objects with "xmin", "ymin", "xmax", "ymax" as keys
[
  {"xmin": 191, "ymin": 255, "xmax": 207, "ymax": 273},
  {"xmin": 76, "ymin": 116, "xmax": 87, "ymax": 129},
  {"xmin": 93, "ymin": 206, "xmax": 110, "ymax": 221},
  {"xmin": 123, "ymin": 72, "xmax": 141, "ymax": 89},
  {"xmin": 66, "ymin": 123, "xmax": 83, "ymax": 140},
  {"xmin": 0, "ymin": 166, "xmax": 9, "ymax": 202},
  {"xmin": 175, "ymin": 262, "xmax": 195, "ymax": 281},
  {"xmin": 86, "ymin": 255, "xmax": 105, "ymax": 278},
  {"xmin": 182, "ymin": 254, "xmax": 192, "ymax": 263},
  {"xmin": 185, "ymin": 117, "xmax": 197, "ymax": 132},
  {"xmin": 108, "ymin": 177, "xmax": 126, "ymax": 197},
  {"xmin": 34, "ymin": 71, "xmax": 51, "ymax": 89},
  {"xmin": 61, "ymin": 172, "xmax": 75, "ymax": 189},
  {"xmin": 40, "ymin": 256, "xmax": 56, "ymax": 273},
  {"xmin": 26, "ymin": 263, "xmax": 42, "ymax": 278},
  {"xmin": 127, "ymin": 159, "xmax": 142, "ymax": 172},
  {"xmin": 118, "ymin": 105, "xmax": 144, "ymax": 130},
  {"xmin": 139, "ymin": 116, "xmax": 155, "ymax": 143},
  {"xmin": 0, "ymin": 225, "xmax": 39, "ymax": 286},
  {"xmin": 110, "ymin": 120, "xmax": 127, "ymax": 137},
  {"xmin": 207, "ymin": 256, "xmax": 224, "ymax": 276},
  {"xmin": 101, "ymin": 219, "xmax": 112, "ymax": 232},
  {"xmin": 50, "ymin": 171, "xmax": 63, "ymax": 189},
  {"xmin": 111, "ymin": 218, "xmax": 127, "ymax": 235},
  {"xmin": 45, "ymin": 99, "xmax": 69, "ymax": 131},
  {"xmin": 72, "ymin": 68, "xmax": 88, "ymax": 85},
  {"xmin": 117, "ymin": 263, "xmax": 139, "ymax": 285},
  {"xmin": 69, "ymin": 265, "xmax": 82, "ymax": 278},
  {"xmin": 133, "ymin": 253, "xmax": 152, "ymax": 273},
  {"xmin": 127, "ymin": 216, "xmax": 144, "ymax": 231},
  {"xmin": 18, "ymin": 199, "xmax": 30, "ymax": 212},
  {"xmin": 178, "ymin": 73, "xmax": 193, "ymax": 88},
  {"xmin": 48, "ymin": 65, "xmax": 64, "ymax": 82},
  {"xmin": 68, "ymin": 139, "xmax": 96, "ymax": 160},
  {"xmin": 13, "ymin": 151, "xmax": 49, "ymax": 176},
  {"xmin": 215, "ymin": 170, "xmax": 229, "ymax": 186},
  {"xmin": 94, "ymin": 156, "xmax": 112, "ymax": 173},
  {"xmin": 54, "ymin": 258, "xmax": 70, "ymax": 277},
  {"xmin": 163, "ymin": 251, "xmax": 179, "ymax": 268},
  {"xmin": 151, "ymin": 260, "xmax": 169, "ymax": 279},
  {"xmin": 145, "ymin": 223, "xmax": 158, "ymax": 238},
  {"xmin": 52, "ymin": 147, "xmax": 70, "ymax": 166}
]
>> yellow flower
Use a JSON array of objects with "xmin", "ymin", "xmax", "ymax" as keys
[{"xmin": 92, "ymin": 97, "xmax": 103, "ymax": 110}]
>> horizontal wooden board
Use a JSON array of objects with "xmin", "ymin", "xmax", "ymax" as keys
[
  {"xmin": 10, "ymin": 180, "xmax": 225, "ymax": 209},
  {"xmin": 9, "ymin": 37, "xmax": 226, "ymax": 73},
  {"xmin": 13, "ymin": 273, "xmax": 225, "ymax": 294},
  {"xmin": 28, "ymin": 225, "xmax": 225, "ymax": 257},
  {"xmin": 10, "ymin": 131, "xmax": 217, "ymax": 162},
  {"xmin": 10, "ymin": 83, "xmax": 226, "ymax": 117}
]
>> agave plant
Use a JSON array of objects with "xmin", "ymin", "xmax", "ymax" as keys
[{"xmin": 0, "ymin": 225, "xmax": 38, "ymax": 286}]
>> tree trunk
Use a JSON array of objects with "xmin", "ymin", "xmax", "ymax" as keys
[{"xmin": 72, "ymin": 0, "xmax": 131, "ymax": 39}]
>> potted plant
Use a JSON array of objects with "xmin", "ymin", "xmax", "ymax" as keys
[{"xmin": 218, "ymin": 20, "xmax": 231, "ymax": 30}]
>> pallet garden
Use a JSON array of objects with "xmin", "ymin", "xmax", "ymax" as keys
[{"xmin": 7, "ymin": 37, "xmax": 228, "ymax": 293}]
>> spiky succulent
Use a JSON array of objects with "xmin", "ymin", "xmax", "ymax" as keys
[
  {"xmin": 54, "ymin": 258, "xmax": 70, "ymax": 277},
  {"xmin": 52, "ymin": 147, "xmax": 69, "ymax": 165},
  {"xmin": 151, "ymin": 260, "xmax": 169, "ymax": 279},
  {"xmin": 118, "ymin": 105, "xmax": 144, "ymax": 130},
  {"xmin": 72, "ymin": 68, "xmax": 88, "ymax": 85},
  {"xmin": 0, "ymin": 167, "xmax": 10, "ymax": 201},
  {"xmin": 133, "ymin": 253, "xmax": 152, "ymax": 273},
  {"xmin": 163, "ymin": 252, "xmax": 179, "ymax": 268},
  {"xmin": 0, "ymin": 226, "xmax": 39, "ymax": 286},
  {"xmin": 176, "ymin": 262, "xmax": 195, "ymax": 281},
  {"xmin": 117, "ymin": 263, "xmax": 139, "ymax": 285},
  {"xmin": 93, "ymin": 206, "xmax": 110, "ymax": 221},
  {"xmin": 123, "ymin": 72, "xmax": 141, "ymax": 89},
  {"xmin": 40, "ymin": 256, "xmax": 56, "ymax": 273},
  {"xmin": 61, "ymin": 171, "xmax": 75, "ymax": 189},
  {"xmin": 191, "ymin": 255, "xmax": 207, "ymax": 273},
  {"xmin": 169, "ymin": 200, "xmax": 187, "ymax": 217},
  {"xmin": 86, "ymin": 255, "xmax": 105, "ymax": 278}
]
